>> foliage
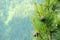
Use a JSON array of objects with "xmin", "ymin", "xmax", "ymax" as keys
[{"xmin": 31, "ymin": 0, "xmax": 60, "ymax": 40}]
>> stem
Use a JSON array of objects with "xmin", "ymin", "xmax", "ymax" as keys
[{"xmin": 49, "ymin": 31, "xmax": 52, "ymax": 40}]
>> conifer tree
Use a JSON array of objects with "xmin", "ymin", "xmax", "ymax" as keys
[{"xmin": 31, "ymin": 0, "xmax": 60, "ymax": 40}]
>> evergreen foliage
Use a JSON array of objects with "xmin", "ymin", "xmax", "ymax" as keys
[{"xmin": 31, "ymin": 0, "xmax": 60, "ymax": 40}]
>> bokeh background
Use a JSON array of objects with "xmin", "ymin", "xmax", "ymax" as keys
[{"xmin": 0, "ymin": 0, "xmax": 44, "ymax": 40}]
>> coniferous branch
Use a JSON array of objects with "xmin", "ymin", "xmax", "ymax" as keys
[{"xmin": 31, "ymin": 0, "xmax": 60, "ymax": 40}]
